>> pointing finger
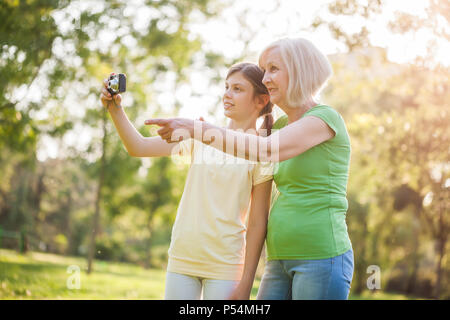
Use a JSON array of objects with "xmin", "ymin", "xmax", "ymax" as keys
[{"xmin": 144, "ymin": 119, "xmax": 170, "ymax": 126}]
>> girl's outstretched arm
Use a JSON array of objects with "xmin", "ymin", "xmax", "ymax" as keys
[{"xmin": 101, "ymin": 77, "xmax": 178, "ymax": 157}]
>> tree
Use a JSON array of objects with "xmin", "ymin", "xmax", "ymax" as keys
[
  {"xmin": 329, "ymin": 57, "xmax": 449, "ymax": 298},
  {"xmin": 125, "ymin": 157, "xmax": 178, "ymax": 268},
  {"xmin": 0, "ymin": 0, "xmax": 223, "ymax": 274},
  {"xmin": 75, "ymin": 0, "xmax": 220, "ymax": 274}
]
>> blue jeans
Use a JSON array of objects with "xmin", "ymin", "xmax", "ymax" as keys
[{"xmin": 256, "ymin": 248, "xmax": 354, "ymax": 300}]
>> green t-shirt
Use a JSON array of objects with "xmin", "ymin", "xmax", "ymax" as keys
[{"xmin": 267, "ymin": 105, "xmax": 352, "ymax": 260}]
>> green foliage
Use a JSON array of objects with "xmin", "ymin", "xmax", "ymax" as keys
[
  {"xmin": 0, "ymin": 0, "xmax": 219, "ymax": 271},
  {"xmin": 325, "ymin": 49, "xmax": 449, "ymax": 298}
]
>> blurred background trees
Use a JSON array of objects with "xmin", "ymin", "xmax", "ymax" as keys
[
  {"xmin": 0, "ymin": 0, "xmax": 448, "ymax": 299},
  {"xmin": 0, "ymin": 0, "xmax": 218, "ymax": 274}
]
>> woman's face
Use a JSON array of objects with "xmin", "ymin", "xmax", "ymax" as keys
[
  {"xmin": 260, "ymin": 47, "xmax": 290, "ymax": 108},
  {"xmin": 223, "ymin": 71, "xmax": 259, "ymax": 120}
]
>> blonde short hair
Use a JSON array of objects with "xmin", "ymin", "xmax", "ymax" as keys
[{"xmin": 259, "ymin": 38, "xmax": 333, "ymax": 107}]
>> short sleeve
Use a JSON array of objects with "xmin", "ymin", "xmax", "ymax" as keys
[
  {"xmin": 304, "ymin": 105, "xmax": 341, "ymax": 137},
  {"xmin": 252, "ymin": 161, "xmax": 274, "ymax": 185},
  {"xmin": 272, "ymin": 115, "xmax": 289, "ymax": 131},
  {"xmin": 175, "ymin": 138, "xmax": 194, "ymax": 158}
]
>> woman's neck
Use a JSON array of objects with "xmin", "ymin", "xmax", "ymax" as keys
[{"xmin": 283, "ymin": 100, "xmax": 318, "ymax": 124}]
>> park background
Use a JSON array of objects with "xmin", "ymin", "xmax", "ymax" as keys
[{"xmin": 0, "ymin": 0, "xmax": 448, "ymax": 300}]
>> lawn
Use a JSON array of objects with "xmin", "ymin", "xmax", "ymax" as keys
[{"xmin": 0, "ymin": 249, "xmax": 412, "ymax": 300}]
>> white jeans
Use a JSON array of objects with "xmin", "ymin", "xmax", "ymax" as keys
[{"xmin": 164, "ymin": 272, "xmax": 239, "ymax": 300}]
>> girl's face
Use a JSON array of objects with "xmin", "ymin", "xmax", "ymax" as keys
[
  {"xmin": 260, "ymin": 47, "xmax": 290, "ymax": 108},
  {"xmin": 223, "ymin": 71, "xmax": 260, "ymax": 120}
]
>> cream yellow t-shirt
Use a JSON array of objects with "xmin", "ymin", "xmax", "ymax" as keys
[{"xmin": 167, "ymin": 138, "xmax": 273, "ymax": 280}]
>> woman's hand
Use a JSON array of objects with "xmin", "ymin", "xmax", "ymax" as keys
[
  {"xmin": 144, "ymin": 118, "xmax": 197, "ymax": 143},
  {"xmin": 100, "ymin": 75, "xmax": 122, "ymax": 110}
]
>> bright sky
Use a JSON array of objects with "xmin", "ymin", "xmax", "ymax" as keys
[
  {"xmin": 188, "ymin": 0, "xmax": 444, "ymax": 62},
  {"xmin": 176, "ymin": 0, "xmax": 447, "ymax": 125},
  {"xmin": 34, "ymin": 0, "xmax": 448, "ymax": 161}
]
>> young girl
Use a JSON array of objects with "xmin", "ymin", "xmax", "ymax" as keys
[{"xmin": 100, "ymin": 63, "xmax": 274, "ymax": 299}]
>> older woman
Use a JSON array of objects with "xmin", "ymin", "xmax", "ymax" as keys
[{"xmin": 146, "ymin": 38, "xmax": 354, "ymax": 300}]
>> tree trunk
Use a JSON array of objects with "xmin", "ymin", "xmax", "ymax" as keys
[
  {"xmin": 434, "ymin": 203, "xmax": 447, "ymax": 299},
  {"xmin": 31, "ymin": 168, "xmax": 46, "ymax": 224},
  {"xmin": 354, "ymin": 216, "xmax": 368, "ymax": 294},
  {"xmin": 87, "ymin": 109, "xmax": 108, "ymax": 274},
  {"xmin": 144, "ymin": 216, "xmax": 153, "ymax": 269},
  {"xmin": 406, "ymin": 207, "xmax": 421, "ymax": 294},
  {"xmin": 64, "ymin": 192, "xmax": 73, "ymax": 255}
]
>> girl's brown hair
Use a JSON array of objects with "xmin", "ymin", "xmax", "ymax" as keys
[{"xmin": 226, "ymin": 63, "xmax": 274, "ymax": 136}]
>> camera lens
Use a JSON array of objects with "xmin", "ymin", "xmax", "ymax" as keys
[{"xmin": 108, "ymin": 77, "xmax": 119, "ymax": 93}]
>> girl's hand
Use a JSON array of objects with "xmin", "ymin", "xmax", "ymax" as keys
[
  {"xmin": 227, "ymin": 284, "xmax": 251, "ymax": 300},
  {"xmin": 100, "ymin": 75, "xmax": 122, "ymax": 109}
]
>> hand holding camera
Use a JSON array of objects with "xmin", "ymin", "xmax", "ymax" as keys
[{"xmin": 100, "ymin": 73, "xmax": 126, "ymax": 110}]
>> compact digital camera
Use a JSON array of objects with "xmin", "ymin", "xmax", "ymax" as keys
[{"xmin": 107, "ymin": 73, "xmax": 126, "ymax": 95}]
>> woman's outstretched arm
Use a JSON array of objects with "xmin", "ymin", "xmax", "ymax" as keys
[{"xmin": 145, "ymin": 116, "xmax": 334, "ymax": 162}]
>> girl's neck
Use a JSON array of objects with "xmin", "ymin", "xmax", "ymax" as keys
[{"xmin": 227, "ymin": 117, "xmax": 257, "ymax": 133}]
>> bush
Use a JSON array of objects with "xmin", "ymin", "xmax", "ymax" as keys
[{"xmin": 95, "ymin": 236, "xmax": 128, "ymax": 262}]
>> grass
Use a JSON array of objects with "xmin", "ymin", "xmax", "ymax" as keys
[
  {"xmin": 0, "ymin": 249, "xmax": 165, "ymax": 299},
  {"xmin": 0, "ymin": 249, "xmax": 414, "ymax": 300}
]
